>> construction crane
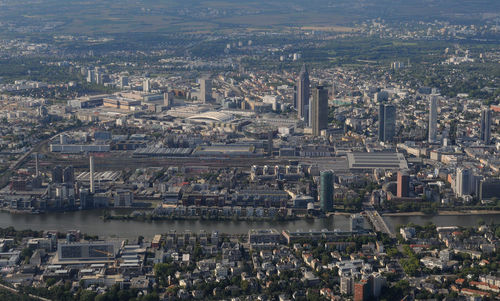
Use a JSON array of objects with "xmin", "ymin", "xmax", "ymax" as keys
[{"xmin": 92, "ymin": 248, "xmax": 113, "ymax": 257}]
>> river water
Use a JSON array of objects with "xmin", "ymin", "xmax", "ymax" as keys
[{"xmin": 0, "ymin": 210, "xmax": 497, "ymax": 240}]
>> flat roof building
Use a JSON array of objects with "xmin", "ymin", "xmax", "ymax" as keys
[{"xmin": 347, "ymin": 152, "xmax": 408, "ymax": 170}]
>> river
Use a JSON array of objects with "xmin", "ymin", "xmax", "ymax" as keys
[{"xmin": 0, "ymin": 210, "xmax": 497, "ymax": 240}]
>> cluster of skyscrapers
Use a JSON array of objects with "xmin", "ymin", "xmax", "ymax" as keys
[{"xmin": 294, "ymin": 65, "xmax": 328, "ymax": 137}]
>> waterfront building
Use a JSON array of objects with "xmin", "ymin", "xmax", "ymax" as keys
[{"xmin": 320, "ymin": 171, "xmax": 334, "ymax": 212}]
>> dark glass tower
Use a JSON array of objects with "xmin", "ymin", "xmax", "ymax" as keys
[
  {"xmin": 480, "ymin": 107, "xmax": 491, "ymax": 144},
  {"xmin": 311, "ymin": 86, "xmax": 328, "ymax": 136},
  {"xmin": 296, "ymin": 64, "xmax": 310, "ymax": 121},
  {"xmin": 320, "ymin": 171, "xmax": 334, "ymax": 212},
  {"xmin": 378, "ymin": 104, "xmax": 396, "ymax": 142}
]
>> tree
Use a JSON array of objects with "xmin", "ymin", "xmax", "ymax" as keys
[{"xmin": 154, "ymin": 263, "xmax": 176, "ymax": 286}]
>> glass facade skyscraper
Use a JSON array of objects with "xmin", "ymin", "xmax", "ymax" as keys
[
  {"xmin": 378, "ymin": 104, "xmax": 396, "ymax": 142},
  {"xmin": 320, "ymin": 170, "xmax": 334, "ymax": 212}
]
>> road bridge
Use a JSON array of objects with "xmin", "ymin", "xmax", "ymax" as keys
[{"xmin": 363, "ymin": 207, "xmax": 395, "ymax": 238}]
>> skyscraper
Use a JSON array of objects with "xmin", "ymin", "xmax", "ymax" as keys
[
  {"xmin": 87, "ymin": 70, "xmax": 95, "ymax": 83},
  {"xmin": 378, "ymin": 104, "xmax": 396, "ymax": 142},
  {"xmin": 296, "ymin": 64, "xmax": 310, "ymax": 120},
  {"xmin": 63, "ymin": 166, "xmax": 74, "ymax": 184},
  {"xmin": 397, "ymin": 171, "xmax": 409, "ymax": 198},
  {"xmin": 199, "ymin": 78, "xmax": 212, "ymax": 103},
  {"xmin": 163, "ymin": 91, "xmax": 174, "ymax": 108},
  {"xmin": 52, "ymin": 166, "xmax": 63, "ymax": 183},
  {"xmin": 428, "ymin": 95, "xmax": 438, "ymax": 143},
  {"xmin": 143, "ymin": 79, "xmax": 151, "ymax": 93},
  {"xmin": 119, "ymin": 76, "xmax": 128, "ymax": 89},
  {"xmin": 320, "ymin": 170, "xmax": 334, "ymax": 212},
  {"xmin": 480, "ymin": 107, "xmax": 491, "ymax": 144},
  {"xmin": 311, "ymin": 86, "xmax": 328, "ymax": 136},
  {"xmin": 456, "ymin": 167, "xmax": 472, "ymax": 197}
]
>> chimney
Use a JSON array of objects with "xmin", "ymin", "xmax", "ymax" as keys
[
  {"xmin": 89, "ymin": 156, "xmax": 95, "ymax": 193},
  {"xmin": 35, "ymin": 153, "xmax": 39, "ymax": 177}
]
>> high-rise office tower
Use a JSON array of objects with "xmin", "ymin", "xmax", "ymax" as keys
[
  {"xmin": 267, "ymin": 131, "xmax": 273, "ymax": 157},
  {"xmin": 378, "ymin": 104, "xmax": 396, "ymax": 142},
  {"xmin": 63, "ymin": 166, "xmax": 74, "ymax": 184},
  {"xmin": 428, "ymin": 95, "xmax": 438, "ymax": 143},
  {"xmin": 52, "ymin": 166, "xmax": 63, "ymax": 183},
  {"xmin": 378, "ymin": 103, "xmax": 385, "ymax": 141},
  {"xmin": 164, "ymin": 91, "xmax": 174, "ymax": 108},
  {"xmin": 87, "ymin": 70, "xmax": 95, "ymax": 83},
  {"xmin": 456, "ymin": 167, "xmax": 472, "ymax": 197},
  {"xmin": 119, "ymin": 76, "xmax": 128, "ymax": 89},
  {"xmin": 480, "ymin": 107, "xmax": 491, "ymax": 144},
  {"xmin": 397, "ymin": 171, "xmax": 409, "ymax": 198},
  {"xmin": 199, "ymin": 78, "xmax": 212, "ymax": 103},
  {"xmin": 143, "ymin": 79, "xmax": 151, "ymax": 93},
  {"xmin": 296, "ymin": 64, "xmax": 310, "ymax": 120},
  {"xmin": 320, "ymin": 170, "xmax": 334, "ymax": 212},
  {"xmin": 311, "ymin": 86, "xmax": 328, "ymax": 136}
]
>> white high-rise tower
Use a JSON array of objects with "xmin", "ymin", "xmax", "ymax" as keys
[{"xmin": 428, "ymin": 95, "xmax": 438, "ymax": 143}]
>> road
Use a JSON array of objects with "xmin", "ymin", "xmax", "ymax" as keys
[
  {"xmin": 0, "ymin": 282, "xmax": 51, "ymax": 301},
  {"xmin": 9, "ymin": 130, "xmax": 73, "ymax": 171},
  {"xmin": 363, "ymin": 206, "xmax": 395, "ymax": 238}
]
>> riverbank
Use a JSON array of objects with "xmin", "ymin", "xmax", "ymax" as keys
[
  {"xmin": 103, "ymin": 209, "xmax": 355, "ymax": 222},
  {"xmin": 103, "ymin": 213, "xmax": 301, "ymax": 222},
  {"xmin": 382, "ymin": 210, "xmax": 500, "ymax": 217},
  {"xmin": 0, "ymin": 210, "xmax": 497, "ymax": 239}
]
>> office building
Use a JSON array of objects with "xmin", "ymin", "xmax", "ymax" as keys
[
  {"xmin": 428, "ymin": 95, "xmax": 438, "ymax": 143},
  {"xmin": 341, "ymin": 276, "xmax": 354, "ymax": 295},
  {"xmin": 456, "ymin": 168, "xmax": 472, "ymax": 197},
  {"xmin": 143, "ymin": 79, "xmax": 151, "ymax": 93},
  {"xmin": 296, "ymin": 64, "xmax": 310, "ymax": 121},
  {"xmin": 378, "ymin": 104, "xmax": 396, "ymax": 142},
  {"xmin": 350, "ymin": 214, "xmax": 364, "ymax": 232},
  {"xmin": 371, "ymin": 273, "xmax": 384, "ymax": 298},
  {"xmin": 354, "ymin": 280, "xmax": 369, "ymax": 301},
  {"xmin": 57, "ymin": 242, "xmax": 118, "ymax": 262},
  {"xmin": 199, "ymin": 78, "xmax": 212, "ymax": 103},
  {"xmin": 320, "ymin": 171, "xmax": 334, "ymax": 212},
  {"xmin": 114, "ymin": 190, "xmax": 134, "ymax": 207},
  {"xmin": 119, "ymin": 76, "xmax": 128, "ymax": 89},
  {"xmin": 86, "ymin": 70, "xmax": 95, "ymax": 83},
  {"xmin": 397, "ymin": 171, "xmax": 409, "ymax": 198},
  {"xmin": 164, "ymin": 91, "xmax": 174, "ymax": 108},
  {"xmin": 479, "ymin": 178, "xmax": 500, "ymax": 201},
  {"xmin": 248, "ymin": 229, "xmax": 281, "ymax": 245},
  {"xmin": 310, "ymin": 86, "xmax": 328, "ymax": 136},
  {"xmin": 63, "ymin": 166, "xmax": 74, "ymax": 184},
  {"xmin": 480, "ymin": 107, "xmax": 491, "ymax": 144},
  {"xmin": 52, "ymin": 166, "xmax": 63, "ymax": 183}
]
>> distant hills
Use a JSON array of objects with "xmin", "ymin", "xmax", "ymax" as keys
[{"xmin": 0, "ymin": 0, "xmax": 498, "ymax": 35}]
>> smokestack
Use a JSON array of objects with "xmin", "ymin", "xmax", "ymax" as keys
[
  {"xmin": 89, "ymin": 156, "xmax": 95, "ymax": 193},
  {"xmin": 35, "ymin": 153, "xmax": 39, "ymax": 177}
]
